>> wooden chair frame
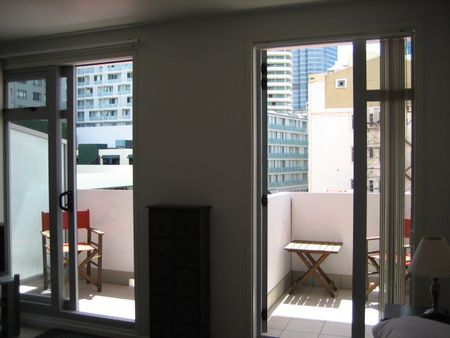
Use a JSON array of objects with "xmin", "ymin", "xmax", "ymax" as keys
[
  {"xmin": 366, "ymin": 219, "xmax": 411, "ymax": 296},
  {"xmin": 41, "ymin": 210, "xmax": 104, "ymax": 292}
]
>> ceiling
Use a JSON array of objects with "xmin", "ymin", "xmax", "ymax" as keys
[{"xmin": 0, "ymin": 0, "xmax": 337, "ymax": 43}]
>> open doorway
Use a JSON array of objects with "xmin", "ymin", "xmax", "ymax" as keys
[{"xmin": 256, "ymin": 36, "xmax": 414, "ymax": 338}]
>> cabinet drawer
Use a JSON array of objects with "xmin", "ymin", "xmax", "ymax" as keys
[
  {"xmin": 150, "ymin": 240, "xmax": 174, "ymax": 266},
  {"xmin": 150, "ymin": 267, "xmax": 174, "ymax": 294},
  {"xmin": 150, "ymin": 210, "xmax": 173, "ymax": 238},
  {"xmin": 174, "ymin": 325, "xmax": 201, "ymax": 338},
  {"xmin": 173, "ymin": 211, "xmax": 199, "ymax": 238},
  {"xmin": 174, "ymin": 268, "xmax": 200, "ymax": 296},
  {"xmin": 174, "ymin": 240, "xmax": 200, "ymax": 267},
  {"xmin": 174, "ymin": 298, "xmax": 200, "ymax": 324}
]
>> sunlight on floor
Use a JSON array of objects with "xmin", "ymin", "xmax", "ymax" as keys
[
  {"xmin": 268, "ymin": 287, "xmax": 380, "ymax": 337},
  {"xmin": 79, "ymin": 295, "xmax": 135, "ymax": 320}
]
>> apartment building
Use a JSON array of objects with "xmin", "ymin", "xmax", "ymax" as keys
[{"xmin": 77, "ymin": 62, "xmax": 133, "ymax": 127}]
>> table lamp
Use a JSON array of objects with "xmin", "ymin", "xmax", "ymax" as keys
[{"xmin": 408, "ymin": 236, "xmax": 450, "ymax": 319}]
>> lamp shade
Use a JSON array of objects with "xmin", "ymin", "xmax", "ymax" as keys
[{"xmin": 408, "ymin": 237, "xmax": 450, "ymax": 278}]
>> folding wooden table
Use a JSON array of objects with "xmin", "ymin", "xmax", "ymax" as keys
[{"xmin": 284, "ymin": 240, "xmax": 343, "ymax": 298}]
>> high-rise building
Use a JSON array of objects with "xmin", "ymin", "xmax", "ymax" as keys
[
  {"xmin": 77, "ymin": 62, "xmax": 133, "ymax": 127},
  {"xmin": 291, "ymin": 47, "xmax": 338, "ymax": 112},
  {"xmin": 267, "ymin": 50, "xmax": 293, "ymax": 114},
  {"xmin": 267, "ymin": 112, "xmax": 308, "ymax": 192},
  {"xmin": 267, "ymin": 50, "xmax": 308, "ymax": 192}
]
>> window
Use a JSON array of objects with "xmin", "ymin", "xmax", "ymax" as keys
[
  {"xmin": 102, "ymin": 155, "xmax": 120, "ymax": 165},
  {"xmin": 32, "ymin": 92, "xmax": 42, "ymax": 101},
  {"xmin": 127, "ymin": 72, "xmax": 132, "ymax": 79},
  {"xmin": 336, "ymin": 78, "xmax": 347, "ymax": 88},
  {"xmin": 369, "ymin": 147, "xmax": 374, "ymax": 158},
  {"xmin": 17, "ymin": 90, "xmax": 27, "ymax": 99},
  {"xmin": 108, "ymin": 73, "xmax": 120, "ymax": 80},
  {"xmin": 369, "ymin": 179, "xmax": 374, "ymax": 192},
  {"xmin": 109, "ymin": 98, "xmax": 117, "ymax": 105},
  {"xmin": 94, "ymin": 75, "xmax": 102, "ymax": 82}
]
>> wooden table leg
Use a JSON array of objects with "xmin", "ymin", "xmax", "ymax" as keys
[
  {"xmin": 302, "ymin": 253, "xmax": 336, "ymax": 297},
  {"xmin": 290, "ymin": 252, "xmax": 336, "ymax": 297},
  {"xmin": 304, "ymin": 252, "xmax": 338, "ymax": 292}
]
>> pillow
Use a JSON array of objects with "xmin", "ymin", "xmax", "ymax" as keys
[{"xmin": 373, "ymin": 316, "xmax": 450, "ymax": 338}]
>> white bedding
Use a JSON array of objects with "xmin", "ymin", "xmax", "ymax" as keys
[{"xmin": 372, "ymin": 316, "xmax": 450, "ymax": 338}]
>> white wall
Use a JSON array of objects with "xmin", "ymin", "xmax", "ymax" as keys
[
  {"xmin": 77, "ymin": 125, "xmax": 132, "ymax": 148},
  {"xmin": 309, "ymin": 108, "xmax": 354, "ymax": 192},
  {"xmin": 291, "ymin": 192, "xmax": 412, "ymax": 276},
  {"xmin": 267, "ymin": 192, "xmax": 292, "ymax": 293},
  {"xmin": 0, "ymin": 0, "xmax": 448, "ymax": 336},
  {"xmin": 77, "ymin": 190, "xmax": 134, "ymax": 273}
]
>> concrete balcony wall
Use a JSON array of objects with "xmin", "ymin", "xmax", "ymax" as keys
[
  {"xmin": 267, "ymin": 192, "xmax": 292, "ymax": 308},
  {"xmin": 78, "ymin": 189, "xmax": 134, "ymax": 285},
  {"xmin": 267, "ymin": 191, "xmax": 412, "ymax": 301}
]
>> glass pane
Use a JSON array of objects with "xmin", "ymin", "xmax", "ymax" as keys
[
  {"xmin": 404, "ymin": 99, "xmax": 412, "ymax": 301},
  {"xmin": 61, "ymin": 118, "xmax": 71, "ymax": 300},
  {"xmin": 60, "ymin": 77, "xmax": 68, "ymax": 110},
  {"xmin": 266, "ymin": 42, "xmax": 361, "ymax": 333},
  {"xmin": 7, "ymin": 79, "xmax": 46, "ymax": 108},
  {"xmin": 366, "ymin": 40, "xmax": 380, "ymax": 90},
  {"xmin": 9, "ymin": 120, "xmax": 50, "ymax": 297},
  {"xmin": 405, "ymin": 37, "xmax": 412, "ymax": 89},
  {"xmin": 366, "ymin": 101, "xmax": 381, "ymax": 317},
  {"xmin": 75, "ymin": 61, "xmax": 135, "ymax": 319}
]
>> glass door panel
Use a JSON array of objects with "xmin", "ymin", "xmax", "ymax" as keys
[
  {"xmin": 7, "ymin": 79, "xmax": 47, "ymax": 109},
  {"xmin": 9, "ymin": 120, "xmax": 51, "ymax": 298}
]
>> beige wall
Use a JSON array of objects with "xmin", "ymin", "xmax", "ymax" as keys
[
  {"xmin": 0, "ymin": 0, "xmax": 449, "ymax": 336},
  {"xmin": 324, "ymin": 57, "xmax": 410, "ymax": 108}
]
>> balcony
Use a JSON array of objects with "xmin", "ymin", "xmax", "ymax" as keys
[
  {"xmin": 15, "ymin": 189, "xmax": 135, "ymax": 320},
  {"xmin": 267, "ymin": 191, "xmax": 412, "ymax": 337}
]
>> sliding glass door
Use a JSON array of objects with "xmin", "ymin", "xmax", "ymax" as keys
[{"xmin": 4, "ymin": 66, "xmax": 78, "ymax": 311}]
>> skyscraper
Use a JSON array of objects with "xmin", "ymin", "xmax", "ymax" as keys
[
  {"xmin": 291, "ymin": 47, "xmax": 338, "ymax": 112},
  {"xmin": 267, "ymin": 50, "xmax": 308, "ymax": 192},
  {"xmin": 267, "ymin": 50, "xmax": 293, "ymax": 114}
]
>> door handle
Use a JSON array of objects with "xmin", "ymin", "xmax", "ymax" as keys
[{"xmin": 59, "ymin": 190, "xmax": 73, "ymax": 212}]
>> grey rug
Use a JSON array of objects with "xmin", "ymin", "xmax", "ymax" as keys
[{"xmin": 35, "ymin": 328, "xmax": 106, "ymax": 338}]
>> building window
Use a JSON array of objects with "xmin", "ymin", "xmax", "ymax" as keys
[
  {"xmin": 108, "ymin": 73, "xmax": 119, "ymax": 80},
  {"xmin": 369, "ymin": 147, "xmax": 374, "ymax": 158},
  {"xmin": 94, "ymin": 75, "xmax": 102, "ymax": 82},
  {"xmin": 32, "ymin": 92, "xmax": 42, "ymax": 101},
  {"xmin": 102, "ymin": 155, "xmax": 120, "ymax": 165},
  {"xmin": 17, "ymin": 89, "xmax": 27, "ymax": 99},
  {"xmin": 127, "ymin": 72, "xmax": 132, "ymax": 79},
  {"xmin": 336, "ymin": 78, "xmax": 347, "ymax": 88},
  {"xmin": 369, "ymin": 180, "xmax": 374, "ymax": 192}
]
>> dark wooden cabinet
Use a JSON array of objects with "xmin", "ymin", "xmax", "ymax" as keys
[
  {"xmin": 0, "ymin": 274, "xmax": 20, "ymax": 338},
  {"xmin": 147, "ymin": 205, "xmax": 210, "ymax": 338}
]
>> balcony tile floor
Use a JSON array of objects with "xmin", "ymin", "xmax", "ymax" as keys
[{"xmin": 267, "ymin": 286, "xmax": 379, "ymax": 338}]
